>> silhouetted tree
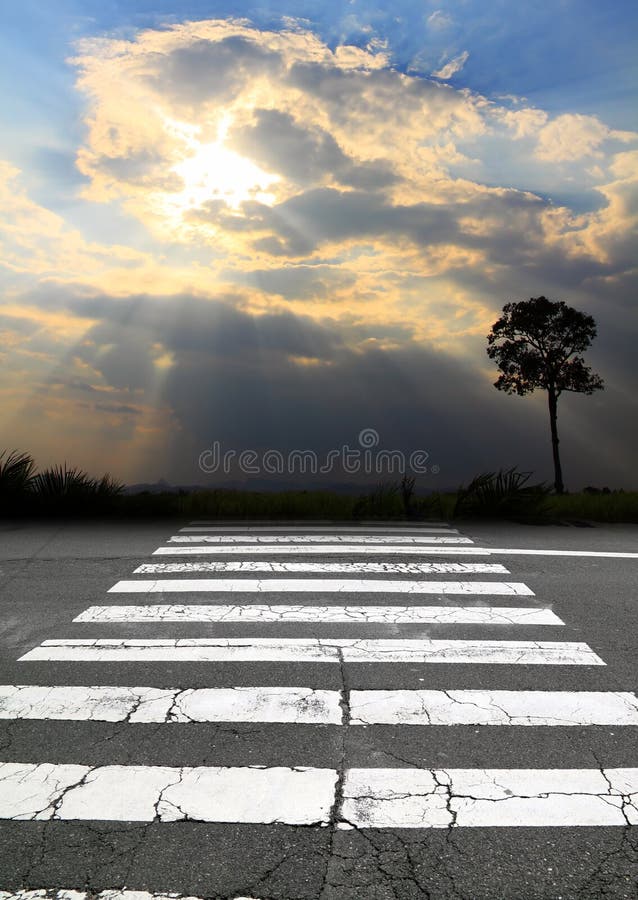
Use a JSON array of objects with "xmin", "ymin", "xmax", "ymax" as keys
[{"xmin": 486, "ymin": 297, "xmax": 604, "ymax": 494}]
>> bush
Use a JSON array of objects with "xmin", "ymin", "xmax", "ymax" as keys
[
  {"xmin": 411, "ymin": 492, "xmax": 456, "ymax": 521},
  {"xmin": 453, "ymin": 468, "xmax": 550, "ymax": 520},
  {"xmin": 30, "ymin": 464, "xmax": 124, "ymax": 514},
  {"xmin": 0, "ymin": 450, "xmax": 36, "ymax": 512},
  {"xmin": 352, "ymin": 482, "xmax": 405, "ymax": 519}
]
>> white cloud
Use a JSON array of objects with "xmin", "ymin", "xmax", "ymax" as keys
[
  {"xmin": 496, "ymin": 107, "xmax": 548, "ymax": 139},
  {"xmin": 0, "ymin": 161, "xmax": 146, "ymax": 281},
  {"xmin": 536, "ymin": 113, "xmax": 612, "ymax": 161},
  {"xmin": 62, "ymin": 20, "xmax": 638, "ymax": 307},
  {"xmin": 427, "ymin": 10, "xmax": 454, "ymax": 30},
  {"xmin": 69, "ymin": 20, "xmax": 489, "ymax": 250},
  {"xmin": 432, "ymin": 50, "xmax": 469, "ymax": 79}
]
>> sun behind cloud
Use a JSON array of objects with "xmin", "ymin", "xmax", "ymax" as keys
[
  {"xmin": 163, "ymin": 114, "xmax": 280, "ymax": 220},
  {"xmin": 1, "ymin": 16, "xmax": 636, "ymax": 486}
]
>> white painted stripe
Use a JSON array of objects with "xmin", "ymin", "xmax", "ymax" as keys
[
  {"xmin": 168, "ymin": 535, "xmax": 472, "ymax": 544},
  {"xmin": 483, "ymin": 548, "xmax": 638, "ymax": 559},
  {"xmin": 341, "ymin": 767, "xmax": 638, "ymax": 828},
  {"xmin": 181, "ymin": 526, "xmax": 458, "ymax": 534},
  {"xmin": 0, "ymin": 684, "xmax": 342, "ymax": 724},
  {"xmin": 0, "ymin": 892, "xmax": 221, "ymax": 900},
  {"xmin": 3, "ymin": 685, "xmax": 633, "ymax": 726},
  {"xmin": 153, "ymin": 544, "xmax": 638, "ymax": 559},
  {"xmin": 19, "ymin": 638, "xmax": 604, "ymax": 665},
  {"xmin": 350, "ymin": 689, "xmax": 638, "ymax": 726},
  {"xmin": 153, "ymin": 545, "xmax": 491, "ymax": 556},
  {"xmin": 0, "ymin": 762, "xmax": 635, "ymax": 827},
  {"xmin": 75, "ymin": 604, "xmax": 561, "ymax": 625},
  {"xmin": 0, "ymin": 762, "xmax": 336, "ymax": 824},
  {"xmin": 187, "ymin": 522, "xmax": 449, "ymax": 530},
  {"xmin": 135, "ymin": 561, "xmax": 511, "ymax": 575},
  {"xmin": 109, "ymin": 578, "xmax": 533, "ymax": 595}
]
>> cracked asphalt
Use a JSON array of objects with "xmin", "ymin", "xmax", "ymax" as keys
[{"xmin": 0, "ymin": 518, "xmax": 637, "ymax": 899}]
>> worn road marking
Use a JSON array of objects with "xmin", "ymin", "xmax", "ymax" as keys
[
  {"xmin": 153, "ymin": 545, "xmax": 638, "ymax": 559},
  {"xmin": 180, "ymin": 526, "xmax": 458, "ymax": 534},
  {"xmin": 349, "ymin": 689, "xmax": 638, "ymax": 725},
  {"xmin": 0, "ymin": 684, "xmax": 342, "ymax": 724},
  {"xmin": 109, "ymin": 578, "xmax": 533, "ymax": 595},
  {"xmin": 3, "ymin": 685, "xmax": 634, "ymax": 725},
  {"xmin": 19, "ymin": 638, "xmax": 604, "ymax": 665},
  {"xmin": 167, "ymin": 535, "xmax": 472, "ymax": 544},
  {"xmin": 0, "ymin": 762, "xmax": 336, "ymax": 824},
  {"xmin": 0, "ymin": 763, "xmax": 635, "ymax": 827},
  {"xmin": 135, "ymin": 561, "xmax": 510, "ymax": 575},
  {"xmin": 0, "ymin": 892, "xmax": 225, "ymax": 900},
  {"xmin": 76, "ymin": 604, "xmax": 561, "ymax": 625},
  {"xmin": 481, "ymin": 548, "xmax": 638, "ymax": 559},
  {"xmin": 340, "ymin": 767, "xmax": 638, "ymax": 828},
  {"xmin": 186, "ymin": 522, "xmax": 449, "ymax": 531},
  {"xmin": 153, "ymin": 545, "xmax": 491, "ymax": 556}
]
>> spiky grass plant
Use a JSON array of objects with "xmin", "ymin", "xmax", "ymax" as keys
[
  {"xmin": 0, "ymin": 450, "xmax": 36, "ymax": 511},
  {"xmin": 453, "ymin": 468, "xmax": 550, "ymax": 519}
]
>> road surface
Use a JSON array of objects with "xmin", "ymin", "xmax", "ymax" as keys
[{"xmin": 0, "ymin": 518, "xmax": 637, "ymax": 899}]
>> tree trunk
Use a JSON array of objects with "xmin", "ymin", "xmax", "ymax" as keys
[{"xmin": 547, "ymin": 386, "xmax": 564, "ymax": 494}]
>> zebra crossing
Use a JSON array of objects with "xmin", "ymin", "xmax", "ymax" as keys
[
  {"xmin": 1, "ymin": 520, "xmax": 637, "ymax": 895},
  {"xmin": 3, "ymin": 684, "xmax": 638, "ymax": 726}
]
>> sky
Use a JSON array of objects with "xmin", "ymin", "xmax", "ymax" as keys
[{"xmin": 1, "ymin": 1, "xmax": 636, "ymax": 490}]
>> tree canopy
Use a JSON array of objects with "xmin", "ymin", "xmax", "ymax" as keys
[
  {"xmin": 486, "ymin": 296, "xmax": 604, "ymax": 397},
  {"xmin": 486, "ymin": 296, "xmax": 604, "ymax": 493}
]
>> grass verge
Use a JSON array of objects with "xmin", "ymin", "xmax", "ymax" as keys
[{"xmin": 1, "ymin": 450, "xmax": 636, "ymax": 522}]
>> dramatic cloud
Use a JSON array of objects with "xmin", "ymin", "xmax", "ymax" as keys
[
  {"xmin": 227, "ymin": 109, "xmax": 397, "ymax": 189},
  {"xmin": 2, "ymin": 17, "xmax": 636, "ymax": 486},
  {"xmin": 4, "ymin": 286, "xmax": 634, "ymax": 488},
  {"xmin": 67, "ymin": 19, "xmax": 638, "ymax": 297}
]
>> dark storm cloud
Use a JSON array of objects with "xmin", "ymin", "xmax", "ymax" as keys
[
  {"xmin": 157, "ymin": 327, "xmax": 557, "ymax": 485},
  {"xmin": 54, "ymin": 292, "xmax": 345, "ymax": 363},
  {"xmin": 21, "ymin": 285, "xmax": 636, "ymax": 487}
]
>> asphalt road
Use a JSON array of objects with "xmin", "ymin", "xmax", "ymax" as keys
[{"xmin": 0, "ymin": 517, "xmax": 637, "ymax": 900}]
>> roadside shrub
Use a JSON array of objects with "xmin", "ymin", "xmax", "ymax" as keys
[
  {"xmin": 453, "ymin": 468, "xmax": 550, "ymax": 520},
  {"xmin": 352, "ymin": 482, "xmax": 404, "ymax": 519},
  {"xmin": 31, "ymin": 464, "xmax": 124, "ymax": 514},
  {"xmin": 400, "ymin": 474, "xmax": 416, "ymax": 518},
  {"xmin": 411, "ymin": 492, "xmax": 457, "ymax": 521},
  {"xmin": 0, "ymin": 450, "xmax": 36, "ymax": 513}
]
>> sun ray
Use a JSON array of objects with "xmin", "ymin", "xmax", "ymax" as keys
[{"xmin": 162, "ymin": 114, "xmax": 279, "ymax": 219}]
